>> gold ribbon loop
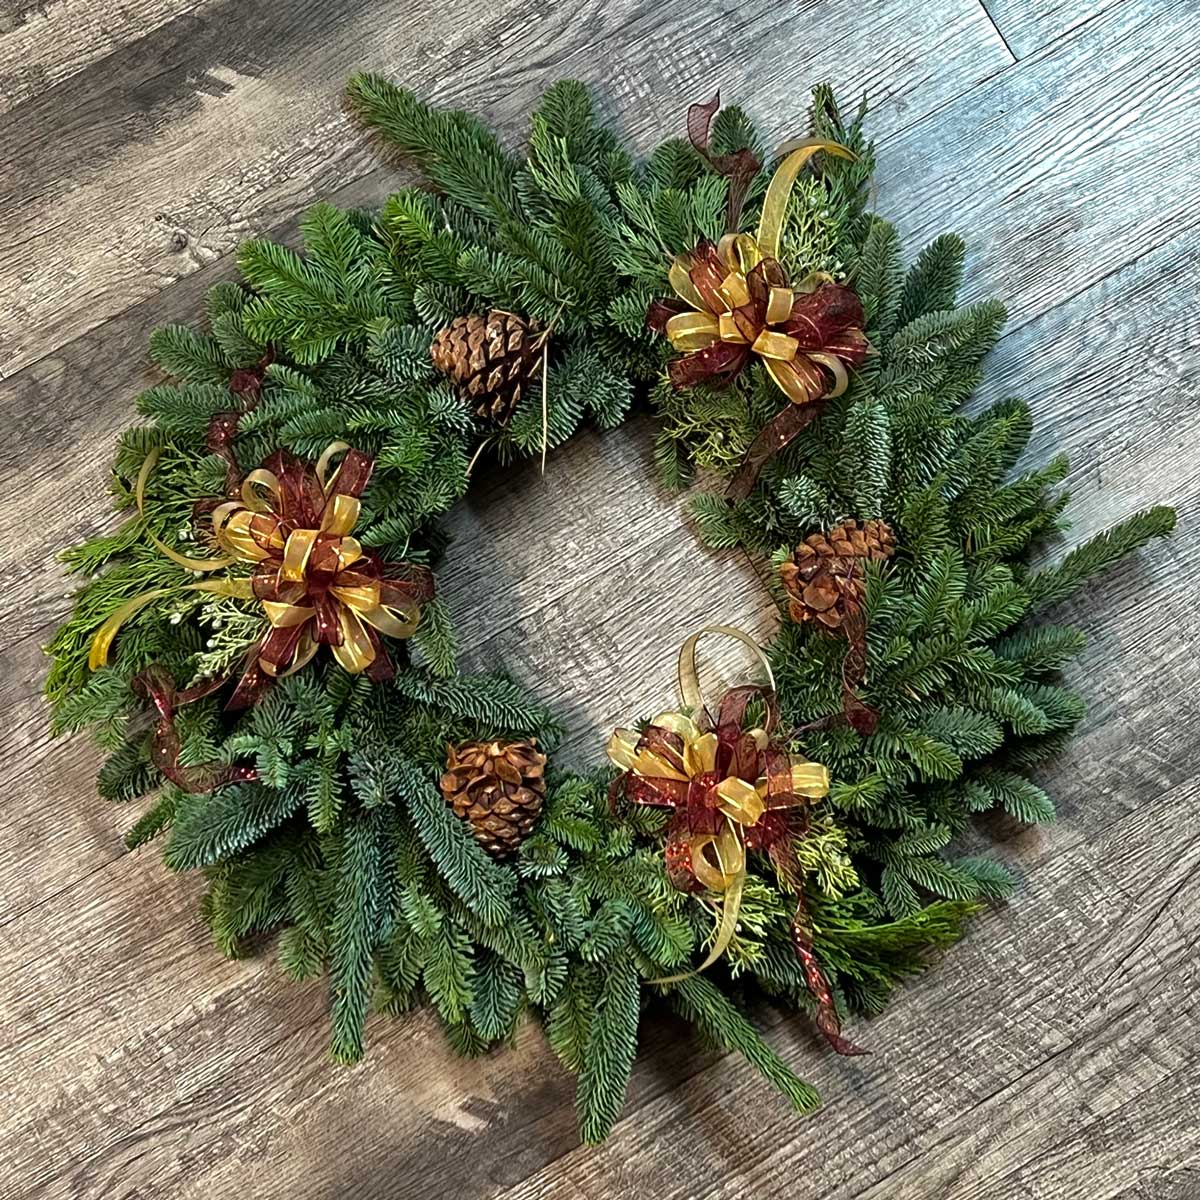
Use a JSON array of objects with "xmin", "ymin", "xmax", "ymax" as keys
[
  {"xmin": 750, "ymin": 329, "xmax": 800, "ymax": 361},
  {"xmin": 717, "ymin": 231, "xmax": 761, "ymax": 274},
  {"xmin": 668, "ymin": 257, "xmax": 708, "ymax": 313},
  {"xmin": 665, "ymin": 310, "xmax": 722, "ymax": 351},
  {"xmin": 320, "ymin": 492, "xmax": 361, "ymax": 536},
  {"xmin": 358, "ymin": 603, "xmax": 421, "ymax": 639},
  {"xmin": 807, "ymin": 350, "xmax": 850, "ymax": 398},
  {"xmin": 315, "ymin": 440, "xmax": 352, "ymax": 492},
  {"xmin": 765, "ymin": 286, "xmax": 794, "ymax": 325},
  {"xmin": 715, "ymin": 776, "xmax": 766, "ymax": 826},
  {"xmin": 331, "ymin": 606, "xmax": 377, "ymax": 674},
  {"xmin": 676, "ymin": 624, "xmax": 777, "ymax": 724},
  {"xmin": 280, "ymin": 528, "xmax": 319, "ymax": 582},
  {"xmin": 240, "ymin": 468, "xmax": 280, "ymax": 515},
  {"xmin": 262, "ymin": 599, "xmax": 314, "ymax": 628},
  {"xmin": 756, "ymin": 140, "xmax": 856, "ymax": 261},
  {"xmin": 718, "ymin": 271, "xmax": 751, "ymax": 309}
]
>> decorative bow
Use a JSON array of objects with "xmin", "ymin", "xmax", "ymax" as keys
[
  {"xmin": 647, "ymin": 128, "xmax": 870, "ymax": 500},
  {"xmin": 606, "ymin": 627, "xmax": 865, "ymax": 1055},
  {"xmin": 89, "ymin": 442, "xmax": 433, "ymax": 709}
]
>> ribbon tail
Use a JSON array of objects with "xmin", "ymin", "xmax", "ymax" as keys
[
  {"xmin": 132, "ymin": 668, "xmax": 256, "ymax": 794},
  {"xmin": 88, "ymin": 590, "xmax": 169, "ymax": 670},
  {"xmin": 650, "ymin": 867, "xmax": 745, "ymax": 985},
  {"xmin": 790, "ymin": 894, "xmax": 869, "ymax": 1057},
  {"xmin": 135, "ymin": 449, "xmax": 236, "ymax": 572},
  {"xmin": 840, "ymin": 602, "xmax": 879, "ymax": 735},
  {"xmin": 726, "ymin": 397, "xmax": 825, "ymax": 501},
  {"xmin": 685, "ymin": 92, "xmax": 763, "ymax": 232},
  {"xmin": 226, "ymin": 648, "xmax": 272, "ymax": 711}
]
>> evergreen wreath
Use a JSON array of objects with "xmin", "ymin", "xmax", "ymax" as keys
[{"xmin": 47, "ymin": 76, "xmax": 1176, "ymax": 1144}]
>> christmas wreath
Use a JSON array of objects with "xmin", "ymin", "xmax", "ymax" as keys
[{"xmin": 48, "ymin": 77, "xmax": 1175, "ymax": 1144}]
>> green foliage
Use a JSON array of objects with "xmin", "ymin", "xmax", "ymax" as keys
[
  {"xmin": 329, "ymin": 815, "xmax": 384, "ymax": 1063},
  {"xmin": 577, "ymin": 951, "xmax": 641, "ymax": 1144},
  {"xmin": 46, "ymin": 76, "xmax": 1176, "ymax": 1147},
  {"xmin": 670, "ymin": 975, "xmax": 821, "ymax": 1115}
]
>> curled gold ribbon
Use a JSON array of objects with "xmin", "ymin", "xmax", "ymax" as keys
[
  {"xmin": 134, "ymin": 448, "xmax": 236, "ymax": 572},
  {"xmin": 661, "ymin": 140, "xmax": 859, "ymax": 409},
  {"xmin": 676, "ymin": 623, "xmax": 777, "ymax": 720},
  {"xmin": 87, "ymin": 578, "xmax": 253, "ymax": 671},
  {"xmin": 87, "ymin": 448, "xmax": 251, "ymax": 670},
  {"xmin": 609, "ymin": 626, "xmax": 829, "ymax": 985},
  {"xmin": 756, "ymin": 140, "xmax": 856, "ymax": 261}
]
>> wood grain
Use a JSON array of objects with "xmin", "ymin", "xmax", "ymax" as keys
[
  {"xmin": 0, "ymin": 0, "xmax": 1010, "ymax": 377},
  {"xmin": 980, "ymin": 0, "xmax": 1128, "ymax": 59},
  {"xmin": 2, "ymin": 0, "xmax": 1199, "ymax": 1197},
  {"xmin": 0, "ymin": 0, "xmax": 207, "ymax": 112}
]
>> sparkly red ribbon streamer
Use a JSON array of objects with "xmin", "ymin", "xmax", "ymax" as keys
[
  {"xmin": 769, "ymin": 839, "xmax": 868, "ymax": 1057},
  {"xmin": 839, "ymin": 604, "xmax": 880, "ymax": 735},
  {"xmin": 132, "ymin": 666, "xmax": 257, "ymax": 793},
  {"xmin": 686, "ymin": 92, "xmax": 762, "ymax": 233},
  {"xmin": 209, "ymin": 348, "xmax": 275, "ymax": 498}
]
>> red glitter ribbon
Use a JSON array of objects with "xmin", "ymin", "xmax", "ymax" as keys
[{"xmin": 132, "ymin": 666, "xmax": 257, "ymax": 793}]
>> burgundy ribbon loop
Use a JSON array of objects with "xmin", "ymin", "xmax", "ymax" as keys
[
  {"xmin": 687, "ymin": 92, "xmax": 763, "ymax": 232},
  {"xmin": 132, "ymin": 667, "xmax": 257, "ymax": 793}
]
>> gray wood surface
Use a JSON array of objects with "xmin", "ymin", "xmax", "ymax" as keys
[{"xmin": 1, "ymin": 1, "xmax": 1197, "ymax": 1197}]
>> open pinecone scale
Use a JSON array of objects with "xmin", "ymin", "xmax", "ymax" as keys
[
  {"xmin": 430, "ymin": 310, "xmax": 543, "ymax": 424},
  {"xmin": 780, "ymin": 518, "xmax": 897, "ymax": 631},
  {"xmin": 439, "ymin": 738, "xmax": 548, "ymax": 858}
]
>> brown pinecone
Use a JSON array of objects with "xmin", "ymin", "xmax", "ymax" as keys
[
  {"xmin": 780, "ymin": 518, "xmax": 896, "ymax": 631},
  {"xmin": 439, "ymin": 738, "xmax": 547, "ymax": 858},
  {"xmin": 430, "ymin": 310, "xmax": 542, "ymax": 423}
]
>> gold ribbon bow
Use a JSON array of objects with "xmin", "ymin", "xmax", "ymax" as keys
[
  {"xmin": 208, "ymin": 441, "xmax": 422, "ymax": 678},
  {"xmin": 607, "ymin": 625, "xmax": 830, "ymax": 982},
  {"xmin": 662, "ymin": 140, "xmax": 858, "ymax": 406},
  {"xmin": 89, "ymin": 442, "xmax": 429, "ymax": 687}
]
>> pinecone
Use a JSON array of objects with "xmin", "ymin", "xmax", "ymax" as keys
[
  {"xmin": 780, "ymin": 519, "xmax": 896, "ymax": 631},
  {"xmin": 430, "ymin": 310, "xmax": 542, "ymax": 423},
  {"xmin": 439, "ymin": 738, "xmax": 547, "ymax": 858}
]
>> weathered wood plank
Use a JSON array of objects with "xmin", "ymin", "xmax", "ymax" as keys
[
  {"xmin": 981, "ymin": 0, "xmax": 1128, "ymax": 60},
  {"xmin": 0, "ymin": 0, "xmax": 207, "ymax": 113},
  {"xmin": 874, "ymin": 0, "xmax": 1200, "ymax": 335},
  {"xmin": 0, "ymin": 0, "xmax": 1010, "ymax": 376}
]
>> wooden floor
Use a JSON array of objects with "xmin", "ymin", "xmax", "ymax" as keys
[{"xmin": 3, "ymin": 1, "xmax": 1199, "ymax": 1196}]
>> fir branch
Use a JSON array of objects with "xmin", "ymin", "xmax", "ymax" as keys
[
  {"xmin": 669, "ymin": 975, "xmax": 821, "ymax": 1115},
  {"xmin": 898, "ymin": 234, "xmax": 966, "ymax": 326},
  {"xmin": 399, "ymin": 761, "xmax": 516, "ymax": 926},
  {"xmin": 577, "ymin": 951, "xmax": 641, "ymax": 1144},
  {"xmin": 164, "ymin": 784, "xmax": 303, "ymax": 871},
  {"xmin": 1026, "ymin": 507, "xmax": 1176, "ymax": 610}
]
